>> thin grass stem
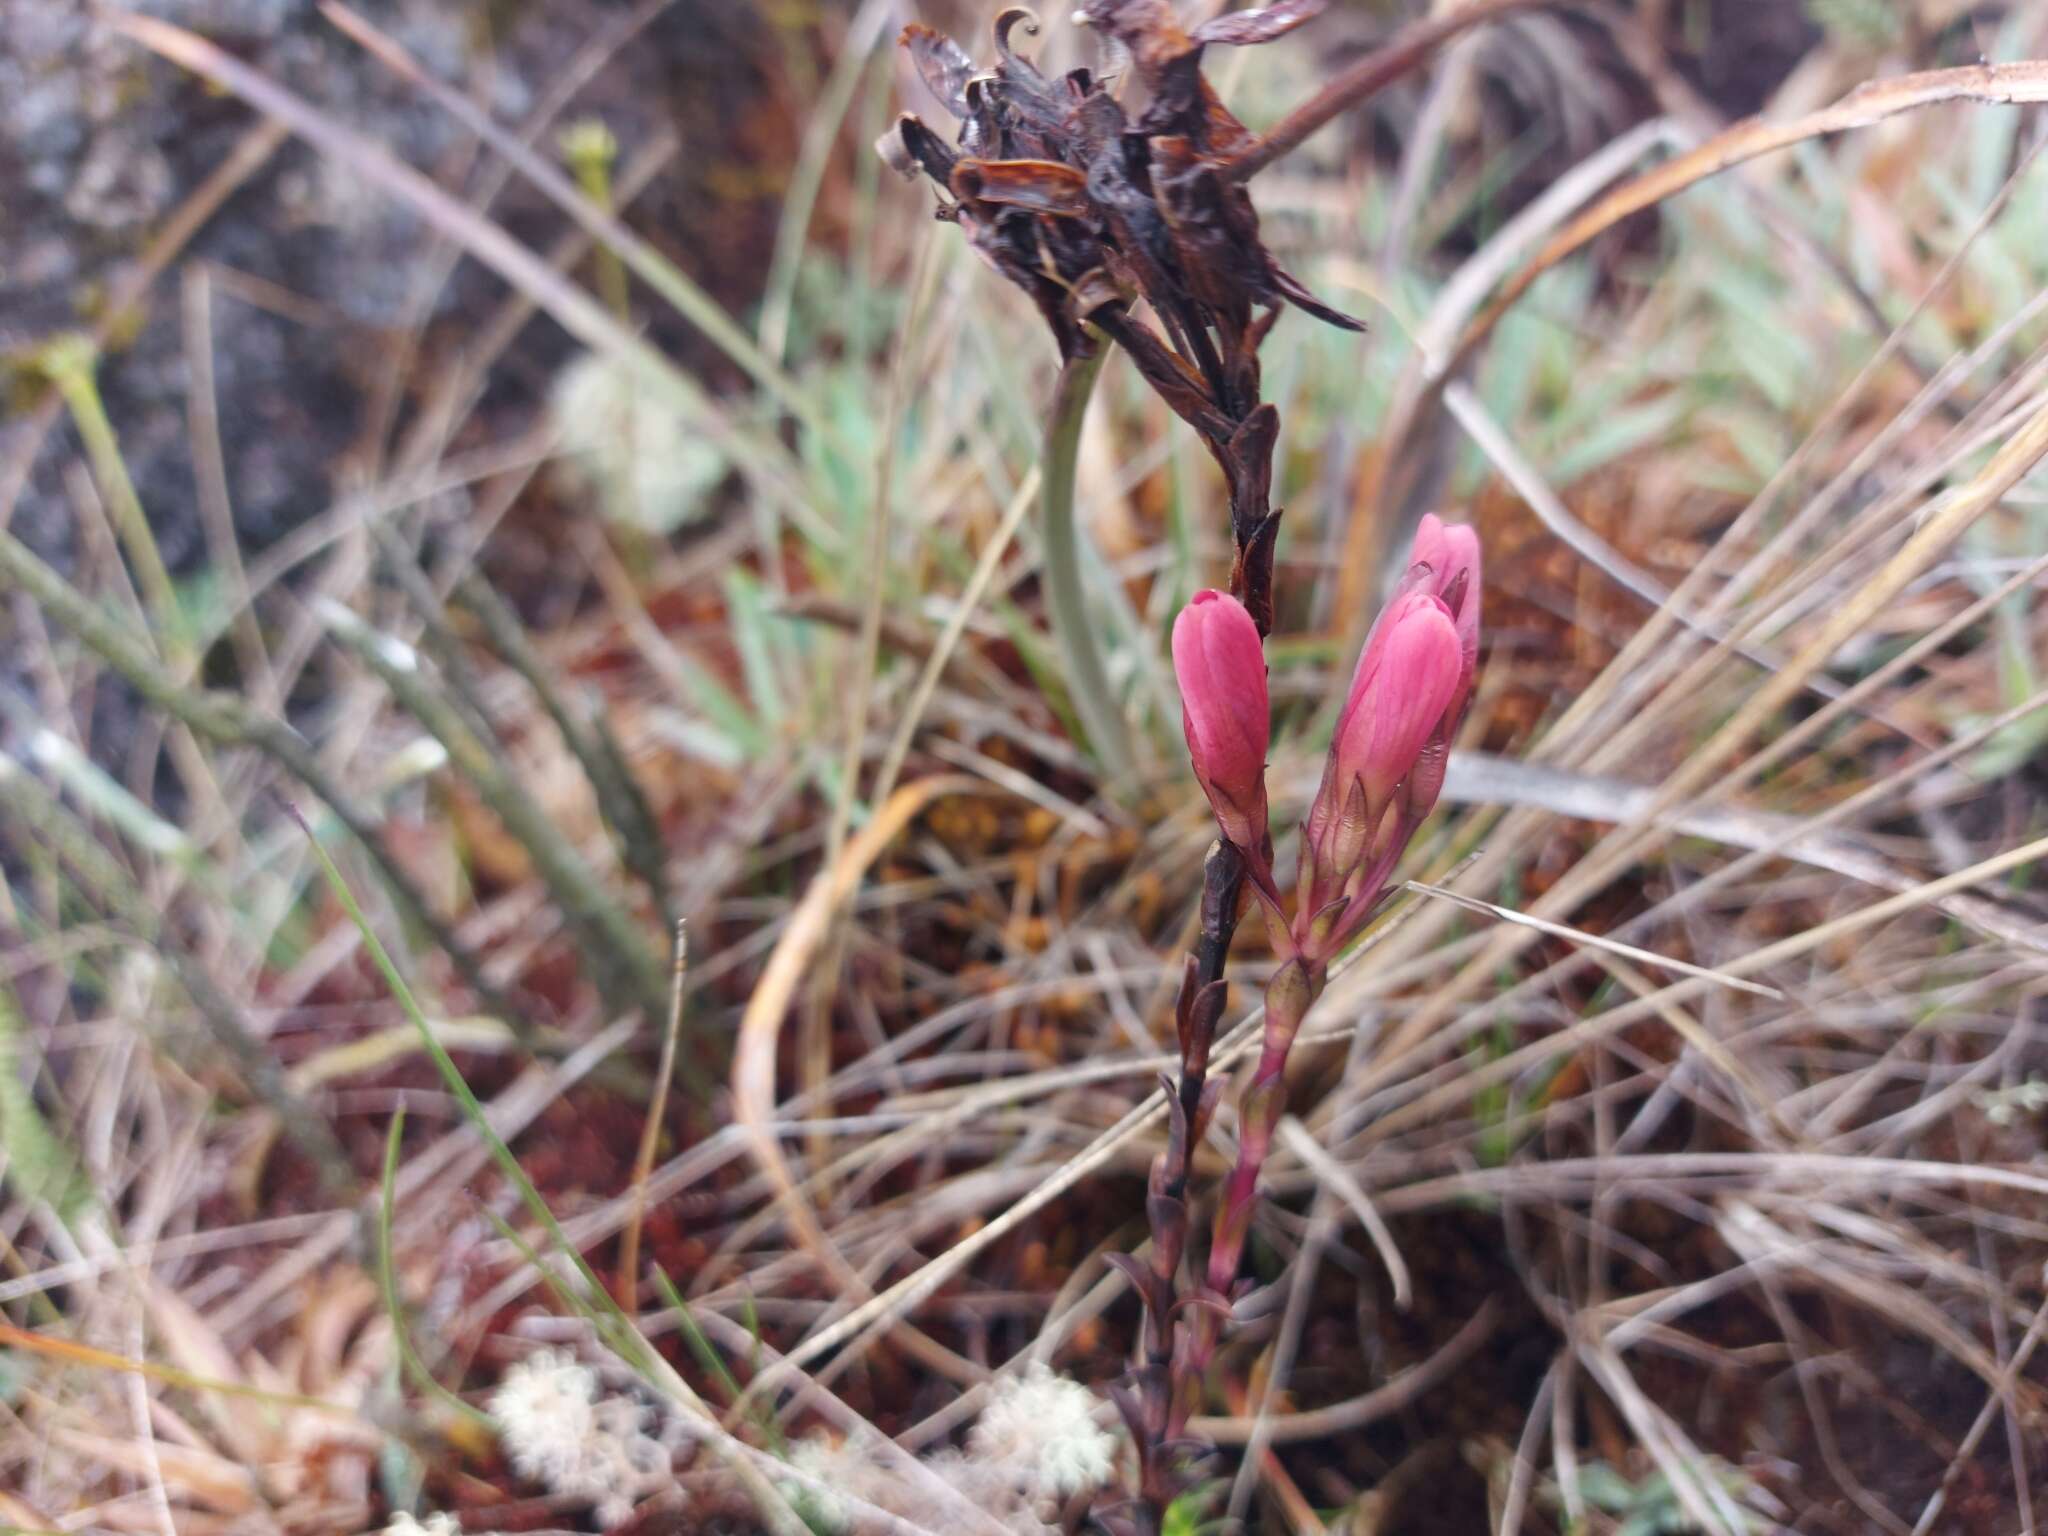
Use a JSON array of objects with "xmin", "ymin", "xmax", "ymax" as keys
[
  {"xmin": 38, "ymin": 335, "xmax": 185, "ymax": 671},
  {"xmin": 1040, "ymin": 342, "xmax": 1133, "ymax": 783},
  {"xmin": 561, "ymin": 119, "xmax": 632, "ymax": 324},
  {"xmin": 379, "ymin": 1110, "xmax": 494, "ymax": 1427},
  {"xmin": 618, "ymin": 923, "xmax": 688, "ymax": 1314}
]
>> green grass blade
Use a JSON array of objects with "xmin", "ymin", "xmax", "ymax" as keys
[{"xmin": 379, "ymin": 1108, "xmax": 494, "ymax": 1428}]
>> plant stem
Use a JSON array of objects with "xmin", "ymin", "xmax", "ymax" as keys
[
  {"xmin": 39, "ymin": 334, "xmax": 186, "ymax": 671},
  {"xmin": 1041, "ymin": 341, "xmax": 1135, "ymax": 783},
  {"xmin": 619, "ymin": 921, "xmax": 688, "ymax": 1314},
  {"xmin": 561, "ymin": 119, "xmax": 632, "ymax": 324},
  {"xmin": 1124, "ymin": 840, "xmax": 1246, "ymax": 1529}
]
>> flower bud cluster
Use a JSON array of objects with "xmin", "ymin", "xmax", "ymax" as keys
[{"xmin": 1171, "ymin": 514, "xmax": 1480, "ymax": 963}]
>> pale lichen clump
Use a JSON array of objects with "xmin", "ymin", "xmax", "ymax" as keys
[
  {"xmin": 969, "ymin": 1362, "xmax": 1120, "ymax": 1503},
  {"xmin": 778, "ymin": 1365, "xmax": 1120, "ymax": 1533},
  {"xmin": 380, "ymin": 1513, "xmax": 464, "ymax": 1536},
  {"xmin": 488, "ymin": 1347, "xmax": 684, "ymax": 1529},
  {"xmin": 780, "ymin": 1433, "xmax": 860, "ymax": 1532},
  {"xmin": 548, "ymin": 350, "xmax": 726, "ymax": 534}
]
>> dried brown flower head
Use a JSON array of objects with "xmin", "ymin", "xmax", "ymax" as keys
[{"xmin": 887, "ymin": 3, "xmax": 1362, "ymax": 633}]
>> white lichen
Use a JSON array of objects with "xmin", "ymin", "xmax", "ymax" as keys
[
  {"xmin": 380, "ymin": 1514, "xmax": 462, "ymax": 1536},
  {"xmin": 779, "ymin": 1433, "xmax": 858, "ymax": 1533},
  {"xmin": 548, "ymin": 350, "xmax": 726, "ymax": 535},
  {"xmin": 488, "ymin": 1348, "xmax": 680, "ymax": 1529},
  {"xmin": 772, "ymin": 1368, "xmax": 1116, "ymax": 1534},
  {"xmin": 968, "ymin": 1362, "xmax": 1118, "ymax": 1502},
  {"xmin": 926, "ymin": 1447, "xmax": 1056, "ymax": 1534}
]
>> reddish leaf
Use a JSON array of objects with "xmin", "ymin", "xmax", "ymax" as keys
[{"xmin": 1267, "ymin": 257, "xmax": 1367, "ymax": 331}]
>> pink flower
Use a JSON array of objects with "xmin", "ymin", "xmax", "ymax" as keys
[
  {"xmin": 1171, "ymin": 590, "xmax": 1270, "ymax": 853},
  {"xmin": 1334, "ymin": 594, "xmax": 1462, "ymax": 811},
  {"xmin": 1407, "ymin": 513, "xmax": 1480, "ymax": 715},
  {"xmin": 1304, "ymin": 592, "xmax": 1462, "ymax": 882},
  {"xmin": 1395, "ymin": 515, "xmax": 1481, "ymax": 815}
]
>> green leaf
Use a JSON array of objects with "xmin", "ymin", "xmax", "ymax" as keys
[
  {"xmin": 723, "ymin": 568, "xmax": 791, "ymax": 729},
  {"xmin": 0, "ymin": 982, "xmax": 91, "ymax": 1221}
]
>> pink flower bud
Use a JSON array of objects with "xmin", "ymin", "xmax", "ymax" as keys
[
  {"xmin": 1171, "ymin": 590, "xmax": 1270, "ymax": 853},
  {"xmin": 1409, "ymin": 513, "xmax": 1480, "ymax": 714},
  {"xmin": 1305, "ymin": 592, "xmax": 1461, "ymax": 879},
  {"xmin": 1398, "ymin": 516, "xmax": 1481, "ymax": 817},
  {"xmin": 1337, "ymin": 594, "xmax": 1461, "ymax": 807}
]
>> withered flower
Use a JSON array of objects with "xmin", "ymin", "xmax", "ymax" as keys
[{"xmin": 887, "ymin": 1, "xmax": 1361, "ymax": 633}]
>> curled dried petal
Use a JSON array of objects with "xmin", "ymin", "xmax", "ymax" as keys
[
  {"xmin": 901, "ymin": 23, "xmax": 976, "ymax": 119},
  {"xmin": 951, "ymin": 157, "xmax": 1092, "ymax": 217},
  {"xmin": 1191, "ymin": 0, "xmax": 1327, "ymax": 47},
  {"xmin": 895, "ymin": 115, "xmax": 959, "ymax": 186},
  {"xmin": 994, "ymin": 6, "xmax": 1042, "ymax": 67},
  {"xmin": 1268, "ymin": 257, "xmax": 1367, "ymax": 331},
  {"xmin": 875, "ymin": 123, "xmax": 917, "ymax": 180}
]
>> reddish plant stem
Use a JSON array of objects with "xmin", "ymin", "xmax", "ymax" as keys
[
  {"xmin": 1147, "ymin": 810, "xmax": 1420, "ymax": 1476},
  {"xmin": 1165, "ymin": 950, "xmax": 1323, "ymax": 1442},
  {"xmin": 1103, "ymin": 5, "xmax": 1514, "ymax": 1519},
  {"xmin": 1173, "ymin": 840, "xmax": 1243, "ymax": 1197},
  {"xmin": 1115, "ymin": 376, "xmax": 1275, "ymax": 1536}
]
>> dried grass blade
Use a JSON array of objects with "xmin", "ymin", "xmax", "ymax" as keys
[
  {"xmin": 1403, "ymin": 879, "xmax": 1783, "ymax": 998},
  {"xmin": 1226, "ymin": 0, "xmax": 1544, "ymax": 181},
  {"xmin": 1274, "ymin": 1116, "xmax": 1412, "ymax": 1307},
  {"xmin": 1187, "ymin": 1299, "xmax": 1498, "ymax": 1444},
  {"xmin": 1436, "ymin": 749, "xmax": 2048, "ymax": 956},
  {"xmin": 0, "ymin": 1321, "xmax": 349, "ymax": 1419},
  {"xmin": 731, "ymin": 776, "xmax": 976, "ymax": 1299},
  {"xmin": 1464, "ymin": 60, "xmax": 2048, "ymax": 358},
  {"xmin": 1380, "ymin": 393, "xmax": 2048, "ymax": 1060},
  {"xmin": 620, "ymin": 924, "xmax": 689, "ymax": 1314}
]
